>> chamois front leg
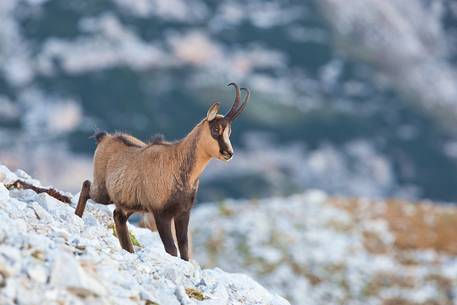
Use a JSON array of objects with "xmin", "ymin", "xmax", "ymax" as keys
[
  {"xmin": 75, "ymin": 180, "xmax": 91, "ymax": 217},
  {"xmin": 113, "ymin": 208, "xmax": 134, "ymax": 253},
  {"xmin": 174, "ymin": 211, "xmax": 191, "ymax": 261},
  {"xmin": 153, "ymin": 212, "xmax": 178, "ymax": 257}
]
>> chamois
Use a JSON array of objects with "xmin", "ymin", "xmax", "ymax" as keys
[{"xmin": 75, "ymin": 83, "xmax": 251, "ymax": 261}]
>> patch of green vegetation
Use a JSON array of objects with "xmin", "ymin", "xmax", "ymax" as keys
[
  {"xmin": 109, "ymin": 223, "xmax": 142, "ymax": 247},
  {"xmin": 129, "ymin": 232, "xmax": 142, "ymax": 247},
  {"xmin": 185, "ymin": 288, "xmax": 207, "ymax": 301}
]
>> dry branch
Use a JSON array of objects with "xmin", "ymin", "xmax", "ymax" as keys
[{"xmin": 5, "ymin": 180, "xmax": 72, "ymax": 204}]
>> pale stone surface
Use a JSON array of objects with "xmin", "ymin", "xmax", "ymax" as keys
[
  {"xmin": 192, "ymin": 193, "xmax": 457, "ymax": 305},
  {"xmin": 0, "ymin": 164, "xmax": 290, "ymax": 305},
  {"xmin": 50, "ymin": 250, "xmax": 107, "ymax": 297}
]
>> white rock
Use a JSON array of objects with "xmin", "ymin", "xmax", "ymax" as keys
[
  {"xmin": 50, "ymin": 250, "xmax": 107, "ymax": 297},
  {"xmin": 52, "ymin": 228, "xmax": 71, "ymax": 241},
  {"xmin": 152, "ymin": 289, "xmax": 181, "ymax": 305},
  {"xmin": 0, "ymin": 165, "xmax": 18, "ymax": 184},
  {"xmin": 30, "ymin": 202, "xmax": 52, "ymax": 222},
  {"xmin": 0, "ymin": 245, "xmax": 21, "ymax": 277},
  {"xmin": 175, "ymin": 286, "xmax": 190, "ymax": 304},
  {"xmin": 0, "ymin": 277, "xmax": 17, "ymax": 302},
  {"xmin": 14, "ymin": 169, "xmax": 31, "ymax": 180},
  {"xmin": 82, "ymin": 214, "xmax": 99, "ymax": 227},
  {"xmin": 16, "ymin": 286, "xmax": 44, "ymax": 305},
  {"xmin": 0, "ymin": 184, "xmax": 9, "ymax": 202},
  {"xmin": 26, "ymin": 264, "xmax": 48, "ymax": 284},
  {"xmin": 2, "ymin": 197, "xmax": 27, "ymax": 213},
  {"xmin": 35, "ymin": 193, "xmax": 62, "ymax": 213},
  {"xmin": 11, "ymin": 218, "xmax": 28, "ymax": 234},
  {"xmin": 0, "ymin": 164, "xmax": 291, "ymax": 305},
  {"xmin": 10, "ymin": 189, "xmax": 36, "ymax": 202}
]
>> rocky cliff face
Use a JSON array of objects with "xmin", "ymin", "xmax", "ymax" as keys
[{"xmin": 0, "ymin": 164, "xmax": 289, "ymax": 305}]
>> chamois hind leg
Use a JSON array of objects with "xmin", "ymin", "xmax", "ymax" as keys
[
  {"xmin": 113, "ymin": 208, "xmax": 134, "ymax": 253},
  {"xmin": 153, "ymin": 212, "xmax": 178, "ymax": 257},
  {"xmin": 75, "ymin": 180, "xmax": 91, "ymax": 217}
]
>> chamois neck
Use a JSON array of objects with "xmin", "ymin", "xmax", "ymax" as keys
[{"xmin": 178, "ymin": 121, "xmax": 211, "ymax": 187}]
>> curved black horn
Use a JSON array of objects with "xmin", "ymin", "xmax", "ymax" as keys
[
  {"xmin": 232, "ymin": 87, "xmax": 251, "ymax": 120},
  {"xmin": 225, "ymin": 83, "xmax": 241, "ymax": 120}
]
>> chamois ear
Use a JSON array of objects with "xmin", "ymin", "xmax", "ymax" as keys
[{"xmin": 207, "ymin": 102, "xmax": 220, "ymax": 122}]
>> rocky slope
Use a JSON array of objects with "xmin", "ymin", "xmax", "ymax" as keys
[
  {"xmin": 192, "ymin": 192, "xmax": 457, "ymax": 305},
  {"xmin": 0, "ymin": 164, "xmax": 289, "ymax": 305}
]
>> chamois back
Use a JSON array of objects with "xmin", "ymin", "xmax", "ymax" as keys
[{"xmin": 112, "ymin": 133, "xmax": 146, "ymax": 148}]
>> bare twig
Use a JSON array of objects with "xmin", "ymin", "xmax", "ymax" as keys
[{"xmin": 5, "ymin": 180, "xmax": 72, "ymax": 204}]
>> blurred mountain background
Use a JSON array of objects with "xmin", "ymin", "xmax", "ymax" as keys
[{"xmin": 1, "ymin": 0, "xmax": 457, "ymax": 202}]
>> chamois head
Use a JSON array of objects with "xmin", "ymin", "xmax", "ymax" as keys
[{"xmin": 201, "ymin": 83, "xmax": 251, "ymax": 161}]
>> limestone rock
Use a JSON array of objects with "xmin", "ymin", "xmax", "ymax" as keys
[{"xmin": 50, "ymin": 250, "xmax": 107, "ymax": 297}]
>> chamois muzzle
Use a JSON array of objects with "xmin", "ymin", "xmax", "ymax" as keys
[
  {"xmin": 221, "ymin": 150, "xmax": 233, "ymax": 161},
  {"xmin": 225, "ymin": 83, "xmax": 251, "ymax": 121}
]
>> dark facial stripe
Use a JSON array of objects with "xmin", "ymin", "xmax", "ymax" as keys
[
  {"xmin": 217, "ymin": 135, "xmax": 230, "ymax": 154},
  {"xmin": 209, "ymin": 118, "xmax": 230, "ymax": 153}
]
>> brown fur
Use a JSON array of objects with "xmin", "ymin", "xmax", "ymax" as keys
[
  {"xmin": 90, "ymin": 121, "xmax": 219, "ymax": 212},
  {"xmin": 94, "ymin": 131, "xmax": 108, "ymax": 144},
  {"xmin": 77, "ymin": 119, "xmax": 226, "ymax": 260},
  {"xmin": 112, "ymin": 133, "xmax": 144, "ymax": 148},
  {"xmin": 149, "ymin": 134, "xmax": 167, "ymax": 144},
  {"xmin": 139, "ymin": 213, "xmax": 193, "ymax": 258},
  {"xmin": 75, "ymin": 84, "xmax": 250, "ymax": 260}
]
